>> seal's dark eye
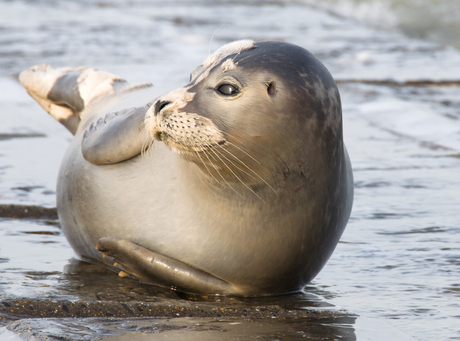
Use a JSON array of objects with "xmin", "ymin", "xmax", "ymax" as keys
[{"xmin": 217, "ymin": 84, "xmax": 239, "ymax": 96}]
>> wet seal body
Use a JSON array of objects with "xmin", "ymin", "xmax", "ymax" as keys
[{"xmin": 19, "ymin": 41, "xmax": 353, "ymax": 296}]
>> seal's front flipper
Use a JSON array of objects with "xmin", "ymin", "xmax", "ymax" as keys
[
  {"xmin": 81, "ymin": 106, "xmax": 151, "ymax": 165},
  {"xmin": 19, "ymin": 65, "xmax": 150, "ymax": 135},
  {"xmin": 96, "ymin": 237, "xmax": 238, "ymax": 295}
]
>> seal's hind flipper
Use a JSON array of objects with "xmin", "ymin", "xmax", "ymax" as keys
[
  {"xmin": 81, "ymin": 105, "xmax": 151, "ymax": 165},
  {"xmin": 19, "ymin": 65, "xmax": 129, "ymax": 135},
  {"xmin": 96, "ymin": 237, "xmax": 238, "ymax": 295}
]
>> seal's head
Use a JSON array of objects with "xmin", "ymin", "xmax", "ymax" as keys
[{"xmin": 145, "ymin": 40, "xmax": 343, "ymax": 192}]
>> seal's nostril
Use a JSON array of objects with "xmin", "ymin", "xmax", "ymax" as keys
[{"xmin": 154, "ymin": 100, "xmax": 171, "ymax": 116}]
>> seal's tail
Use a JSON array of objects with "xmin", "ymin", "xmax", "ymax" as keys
[{"xmin": 19, "ymin": 65, "xmax": 150, "ymax": 135}]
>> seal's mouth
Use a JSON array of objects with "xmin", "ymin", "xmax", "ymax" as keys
[
  {"xmin": 152, "ymin": 129, "xmax": 224, "ymax": 145},
  {"xmin": 156, "ymin": 130, "xmax": 227, "ymax": 154},
  {"xmin": 151, "ymin": 130, "xmax": 163, "ymax": 142}
]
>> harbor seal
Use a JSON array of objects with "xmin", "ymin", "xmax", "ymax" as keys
[{"xmin": 19, "ymin": 40, "xmax": 353, "ymax": 296}]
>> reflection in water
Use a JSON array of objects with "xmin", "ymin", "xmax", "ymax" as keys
[
  {"xmin": 1, "ymin": 261, "xmax": 359, "ymax": 339},
  {"xmin": 60, "ymin": 258, "xmax": 335, "ymax": 310},
  {"xmin": 4, "ymin": 316, "xmax": 357, "ymax": 340}
]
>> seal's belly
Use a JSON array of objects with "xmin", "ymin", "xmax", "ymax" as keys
[
  {"xmin": 57, "ymin": 136, "xmax": 320, "ymax": 286},
  {"xmin": 58, "ymin": 139, "xmax": 189, "ymax": 256}
]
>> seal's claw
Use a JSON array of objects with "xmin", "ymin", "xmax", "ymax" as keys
[{"xmin": 96, "ymin": 242, "xmax": 109, "ymax": 258}]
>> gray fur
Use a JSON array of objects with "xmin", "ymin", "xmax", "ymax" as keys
[
  {"xmin": 48, "ymin": 72, "xmax": 85, "ymax": 113},
  {"xmin": 82, "ymin": 106, "xmax": 150, "ymax": 165},
  {"xmin": 22, "ymin": 41, "xmax": 353, "ymax": 296}
]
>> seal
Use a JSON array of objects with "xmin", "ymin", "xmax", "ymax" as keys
[{"xmin": 19, "ymin": 40, "xmax": 353, "ymax": 296}]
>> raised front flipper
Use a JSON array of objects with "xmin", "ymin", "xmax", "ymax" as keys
[
  {"xmin": 96, "ymin": 237, "xmax": 239, "ymax": 295},
  {"xmin": 81, "ymin": 106, "xmax": 151, "ymax": 165}
]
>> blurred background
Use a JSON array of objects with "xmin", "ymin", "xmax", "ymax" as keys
[{"xmin": 304, "ymin": 0, "xmax": 460, "ymax": 48}]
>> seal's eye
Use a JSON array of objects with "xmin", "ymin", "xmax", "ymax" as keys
[{"xmin": 217, "ymin": 84, "xmax": 239, "ymax": 96}]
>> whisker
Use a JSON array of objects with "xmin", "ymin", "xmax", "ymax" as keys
[
  {"xmin": 231, "ymin": 51, "xmax": 241, "ymax": 62},
  {"xmin": 206, "ymin": 136, "xmax": 277, "ymax": 195},
  {"xmin": 142, "ymin": 139, "xmax": 153, "ymax": 157},
  {"xmin": 219, "ymin": 133, "xmax": 261, "ymax": 165},
  {"xmin": 194, "ymin": 149, "xmax": 220, "ymax": 184},
  {"xmin": 139, "ymin": 130, "xmax": 154, "ymax": 157},
  {"xmin": 141, "ymin": 135, "xmax": 157, "ymax": 182},
  {"xmin": 194, "ymin": 141, "xmax": 243, "ymax": 198},
  {"xmin": 233, "ymin": 53, "xmax": 255, "ymax": 65},
  {"xmin": 202, "ymin": 137, "xmax": 267, "ymax": 203},
  {"xmin": 207, "ymin": 143, "xmax": 256, "ymax": 180},
  {"xmin": 208, "ymin": 24, "xmax": 224, "ymax": 57}
]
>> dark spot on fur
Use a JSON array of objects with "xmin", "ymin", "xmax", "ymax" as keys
[{"xmin": 267, "ymin": 82, "xmax": 276, "ymax": 96}]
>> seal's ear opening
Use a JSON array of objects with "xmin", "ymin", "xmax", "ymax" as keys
[{"xmin": 267, "ymin": 82, "xmax": 276, "ymax": 97}]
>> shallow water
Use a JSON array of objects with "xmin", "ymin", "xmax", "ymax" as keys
[
  {"xmin": 301, "ymin": 0, "xmax": 460, "ymax": 49},
  {"xmin": 0, "ymin": 0, "xmax": 459, "ymax": 340}
]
